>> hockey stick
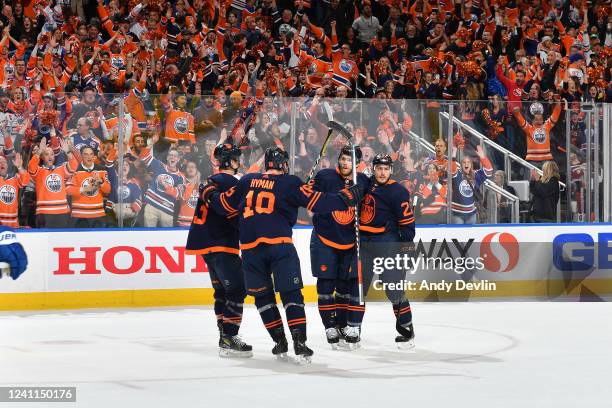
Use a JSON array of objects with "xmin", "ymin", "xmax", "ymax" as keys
[
  {"xmin": 304, "ymin": 103, "xmax": 336, "ymax": 183},
  {"xmin": 349, "ymin": 142, "xmax": 365, "ymax": 306}
]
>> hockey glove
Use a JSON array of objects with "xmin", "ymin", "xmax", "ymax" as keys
[
  {"xmin": 0, "ymin": 229, "xmax": 28, "ymax": 280},
  {"xmin": 199, "ymin": 182, "xmax": 218, "ymax": 203},
  {"xmin": 339, "ymin": 184, "xmax": 362, "ymax": 207}
]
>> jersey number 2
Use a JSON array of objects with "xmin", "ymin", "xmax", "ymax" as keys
[{"xmin": 243, "ymin": 190, "xmax": 275, "ymax": 218}]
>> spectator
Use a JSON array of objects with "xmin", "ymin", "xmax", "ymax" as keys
[
  {"xmin": 415, "ymin": 163, "xmax": 447, "ymax": 224},
  {"xmin": 0, "ymin": 153, "xmax": 28, "ymax": 227},
  {"xmin": 67, "ymin": 146, "xmax": 111, "ymax": 228},
  {"xmin": 451, "ymin": 145, "xmax": 492, "ymax": 224},
  {"xmin": 529, "ymin": 161, "xmax": 560, "ymax": 223},
  {"xmin": 27, "ymin": 136, "xmax": 78, "ymax": 228},
  {"xmin": 485, "ymin": 170, "xmax": 517, "ymax": 223}
]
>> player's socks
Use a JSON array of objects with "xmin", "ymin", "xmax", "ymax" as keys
[
  {"xmin": 281, "ymin": 290, "xmax": 307, "ymax": 339},
  {"xmin": 222, "ymin": 292, "xmax": 245, "ymax": 337},
  {"xmin": 316, "ymin": 279, "xmax": 336, "ymax": 329},
  {"xmin": 255, "ymin": 294, "xmax": 284, "ymax": 340},
  {"xmin": 334, "ymin": 279, "xmax": 350, "ymax": 329},
  {"xmin": 347, "ymin": 278, "xmax": 365, "ymax": 329},
  {"xmin": 213, "ymin": 290, "xmax": 225, "ymax": 346}
]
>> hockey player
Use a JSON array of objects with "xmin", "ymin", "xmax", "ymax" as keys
[
  {"xmin": 185, "ymin": 144, "xmax": 252, "ymax": 358},
  {"xmin": 0, "ymin": 225, "xmax": 27, "ymax": 280},
  {"xmin": 347, "ymin": 154, "xmax": 416, "ymax": 349},
  {"xmin": 205, "ymin": 146, "xmax": 361, "ymax": 362},
  {"xmin": 311, "ymin": 145, "xmax": 369, "ymax": 348}
]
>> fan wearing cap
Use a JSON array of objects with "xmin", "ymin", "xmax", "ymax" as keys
[
  {"xmin": 186, "ymin": 144, "xmax": 252, "ymax": 357},
  {"xmin": 206, "ymin": 146, "xmax": 361, "ymax": 362},
  {"xmin": 310, "ymin": 145, "xmax": 369, "ymax": 348},
  {"xmin": 342, "ymin": 153, "xmax": 416, "ymax": 349}
]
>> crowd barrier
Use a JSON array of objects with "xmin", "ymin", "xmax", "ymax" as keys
[{"xmin": 2, "ymin": 223, "xmax": 612, "ymax": 311}]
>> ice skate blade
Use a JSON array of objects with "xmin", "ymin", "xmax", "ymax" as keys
[
  {"xmin": 219, "ymin": 348, "xmax": 254, "ymax": 358},
  {"xmin": 396, "ymin": 340, "xmax": 415, "ymax": 350},
  {"xmin": 291, "ymin": 354, "xmax": 312, "ymax": 365},
  {"xmin": 338, "ymin": 342, "xmax": 360, "ymax": 351},
  {"xmin": 275, "ymin": 352, "xmax": 289, "ymax": 362}
]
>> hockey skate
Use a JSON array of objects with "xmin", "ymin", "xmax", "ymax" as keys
[
  {"xmin": 271, "ymin": 328, "xmax": 289, "ymax": 361},
  {"xmin": 325, "ymin": 327, "xmax": 341, "ymax": 350},
  {"xmin": 219, "ymin": 335, "xmax": 253, "ymax": 358},
  {"xmin": 291, "ymin": 329, "xmax": 313, "ymax": 365},
  {"xmin": 395, "ymin": 322, "xmax": 415, "ymax": 350},
  {"xmin": 343, "ymin": 326, "xmax": 361, "ymax": 351}
]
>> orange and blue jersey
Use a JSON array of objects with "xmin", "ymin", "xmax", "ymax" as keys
[
  {"xmin": 210, "ymin": 173, "xmax": 350, "ymax": 251},
  {"xmin": 139, "ymin": 149, "xmax": 185, "ymax": 216},
  {"xmin": 450, "ymin": 158, "xmax": 492, "ymax": 215},
  {"xmin": 312, "ymin": 168, "xmax": 370, "ymax": 250},
  {"xmin": 359, "ymin": 179, "xmax": 415, "ymax": 242},
  {"xmin": 186, "ymin": 173, "xmax": 239, "ymax": 255}
]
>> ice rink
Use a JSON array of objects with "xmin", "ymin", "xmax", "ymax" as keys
[{"xmin": 2, "ymin": 302, "xmax": 611, "ymax": 408}]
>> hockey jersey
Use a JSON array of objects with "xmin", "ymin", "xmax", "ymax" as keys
[
  {"xmin": 140, "ymin": 149, "xmax": 185, "ymax": 216},
  {"xmin": 66, "ymin": 164, "xmax": 111, "ymax": 218},
  {"xmin": 331, "ymin": 34, "xmax": 358, "ymax": 90},
  {"xmin": 186, "ymin": 173, "xmax": 240, "ymax": 255},
  {"xmin": 27, "ymin": 154, "xmax": 78, "ymax": 215},
  {"xmin": 0, "ymin": 172, "xmax": 30, "ymax": 227},
  {"xmin": 359, "ymin": 179, "xmax": 415, "ymax": 242},
  {"xmin": 514, "ymin": 104, "xmax": 561, "ymax": 162},
  {"xmin": 210, "ymin": 173, "xmax": 350, "ymax": 250},
  {"xmin": 312, "ymin": 168, "xmax": 370, "ymax": 249},
  {"xmin": 177, "ymin": 182, "xmax": 200, "ymax": 227},
  {"xmin": 450, "ymin": 157, "xmax": 492, "ymax": 215},
  {"xmin": 72, "ymin": 133, "xmax": 101, "ymax": 153},
  {"xmin": 165, "ymin": 110, "xmax": 195, "ymax": 143}
]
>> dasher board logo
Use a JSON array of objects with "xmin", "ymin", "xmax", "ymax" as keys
[
  {"xmin": 479, "ymin": 232, "xmax": 520, "ymax": 272},
  {"xmin": 459, "ymin": 179, "xmax": 473, "ymax": 197},
  {"xmin": 45, "ymin": 173, "xmax": 63, "ymax": 193},
  {"xmin": 532, "ymin": 127, "xmax": 546, "ymax": 144},
  {"xmin": 0, "ymin": 184, "xmax": 16, "ymax": 204},
  {"xmin": 173, "ymin": 116, "xmax": 189, "ymax": 134}
]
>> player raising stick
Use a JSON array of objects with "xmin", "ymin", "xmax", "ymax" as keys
[
  {"xmin": 205, "ymin": 146, "xmax": 361, "ymax": 363},
  {"xmin": 311, "ymin": 145, "xmax": 369, "ymax": 348},
  {"xmin": 186, "ymin": 144, "xmax": 253, "ymax": 358},
  {"xmin": 346, "ymin": 154, "xmax": 416, "ymax": 349}
]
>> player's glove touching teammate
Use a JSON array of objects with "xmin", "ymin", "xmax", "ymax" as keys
[
  {"xmin": 339, "ymin": 184, "xmax": 362, "ymax": 207},
  {"xmin": 199, "ymin": 180, "xmax": 218, "ymax": 203}
]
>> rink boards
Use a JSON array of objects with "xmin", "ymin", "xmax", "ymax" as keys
[{"xmin": 1, "ymin": 224, "xmax": 612, "ymax": 310}]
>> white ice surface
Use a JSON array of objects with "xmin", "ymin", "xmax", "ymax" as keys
[{"xmin": 1, "ymin": 302, "xmax": 611, "ymax": 408}]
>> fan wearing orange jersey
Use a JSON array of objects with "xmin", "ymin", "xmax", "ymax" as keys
[
  {"xmin": 513, "ymin": 97, "xmax": 563, "ymax": 167},
  {"xmin": 27, "ymin": 135, "xmax": 78, "ymax": 228},
  {"xmin": 175, "ymin": 158, "xmax": 201, "ymax": 227},
  {"xmin": 164, "ymin": 94, "xmax": 195, "ymax": 144},
  {"xmin": 0, "ymin": 153, "xmax": 30, "ymax": 227},
  {"xmin": 330, "ymin": 21, "xmax": 358, "ymax": 90},
  {"xmin": 66, "ymin": 146, "xmax": 111, "ymax": 228}
]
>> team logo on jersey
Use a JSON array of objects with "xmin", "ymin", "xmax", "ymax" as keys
[
  {"xmin": 459, "ymin": 179, "xmax": 473, "ymax": 198},
  {"xmin": 119, "ymin": 185, "xmax": 131, "ymax": 201},
  {"xmin": 45, "ymin": 174, "xmax": 62, "ymax": 193},
  {"xmin": 187, "ymin": 190, "xmax": 198, "ymax": 208},
  {"xmin": 0, "ymin": 184, "xmax": 16, "ymax": 205},
  {"xmin": 156, "ymin": 174, "xmax": 174, "ymax": 191},
  {"xmin": 332, "ymin": 207, "xmax": 355, "ymax": 225},
  {"xmin": 532, "ymin": 128, "xmax": 546, "ymax": 144},
  {"xmin": 360, "ymin": 194, "xmax": 376, "ymax": 224},
  {"xmin": 308, "ymin": 62, "xmax": 318, "ymax": 75},
  {"xmin": 513, "ymin": 89, "xmax": 522, "ymax": 97},
  {"xmin": 339, "ymin": 59, "xmax": 352, "ymax": 73},
  {"xmin": 173, "ymin": 116, "xmax": 189, "ymax": 134},
  {"xmin": 111, "ymin": 56, "xmax": 124, "ymax": 68},
  {"xmin": 81, "ymin": 177, "xmax": 99, "ymax": 197}
]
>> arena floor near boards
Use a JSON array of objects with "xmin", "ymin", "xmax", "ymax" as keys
[{"xmin": 2, "ymin": 302, "xmax": 611, "ymax": 408}]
